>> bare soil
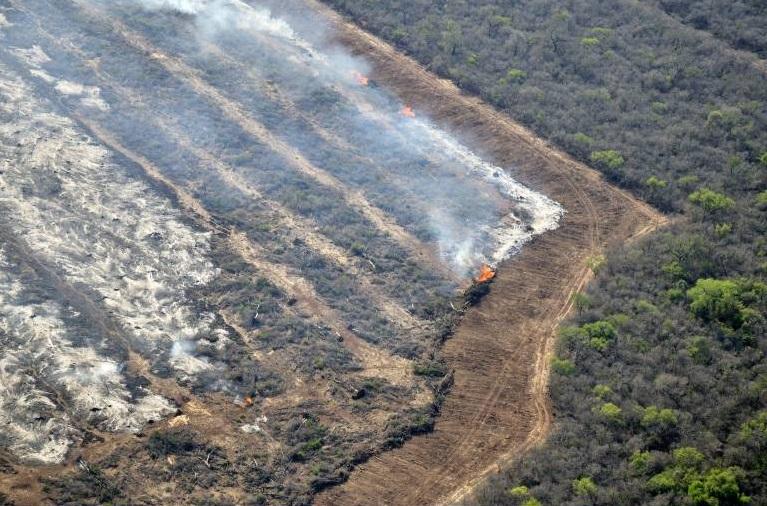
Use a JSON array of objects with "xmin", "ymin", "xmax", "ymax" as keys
[{"xmin": 309, "ymin": 1, "xmax": 667, "ymax": 504}]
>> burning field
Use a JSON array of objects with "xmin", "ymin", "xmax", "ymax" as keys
[{"xmin": 0, "ymin": 0, "xmax": 576, "ymax": 503}]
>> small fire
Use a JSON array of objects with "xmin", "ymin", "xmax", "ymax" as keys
[
  {"xmin": 243, "ymin": 396, "xmax": 254, "ymax": 407},
  {"xmin": 352, "ymin": 71, "xmax": 369, "ymax": 86},
  {"xmin": 475, "ymin": 264, "xmax": 496, "ymax": 283},
  {"xmin": 401, "ymin": 105, "xmax": 416, "ymax": 118}
]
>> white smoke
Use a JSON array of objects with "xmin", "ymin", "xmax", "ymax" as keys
[
  {"xmin": 135, "ymin": 0, "xmax": 208, "ymax": 13},
  {"xmin": 126, "ymin": 0, "xmax": 308, "ymax": 47},
  {"xmin": 99, "ymin": 0, "xmax": 564, "ymax": 276}
]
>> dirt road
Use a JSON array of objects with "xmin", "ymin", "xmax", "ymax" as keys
[{"xmin": 308, "ymin": 1, "xmax": 667, "ymax": 504}]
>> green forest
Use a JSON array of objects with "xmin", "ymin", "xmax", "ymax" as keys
[{"xmin": 320, "ymin": 0, "xmax": 767, "ymax": 504}]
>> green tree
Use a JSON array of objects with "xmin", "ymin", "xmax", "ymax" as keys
[
  {"xmin": 630, "ymin": 451, "xmax": 652, "ymax": 474},
  {"xmin": 687, "ymin": 278, "xmax": 766, "ymax": 330},
  {"xmin": 552, "ymin": 357, "xmax": 575, "ymax": 375},
  {"xmin": 688, "ymin": 189, "xmax": 735, "ymax": 213},
  {"xmin": 687, "ymin": 468, "xmax": 750, "ymax": 505},
  {"xmin": 590, "ymin": 150, "xmax": 625, "ymax": 170},
  {"xmin": 755, "ymin": 190, "xmax": 767, "ymax": 208},
  {"xmin": 598, "ymin": 402, "xmax": 623, "ymax": 422},
  {"xmin": 593, "ymin": 384, "xmax": 612, "ymax": 398},
  {"xmin": 642, "ymin": 406, "xmax": 679, "ymax": 429},
  {"xmin": 440, "ymin": 20, "xmax": 462, "ymax": 56},
  {"xmin": 572, "ymin": 476, "xmax": 598, "ymax": 496},
  {"xmin": 645, "ymin": 176, "xmax": 668, "ymax": 189},
  {"xmin": 582, "ymin": 320, "xmax": 617, "ymax": 350},
  {"xmin": 572, "ymin": 292, "xmax": 591, "ymax": 314},
  {"xmin": 507, "ymin": 485, "xmax": 529, "ymax": 497}
]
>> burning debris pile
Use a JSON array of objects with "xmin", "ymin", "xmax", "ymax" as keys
[
  {"xmin": 475, "ymin": 264, "xmax": 496, "ymax": 284},
  {"xmin": 401, "ymin": 105, "xmax": 416, "ymax": 118}
]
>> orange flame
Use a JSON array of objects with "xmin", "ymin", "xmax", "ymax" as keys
[
  {"xmin": 242, "ymin": 396, "xmax": 254, "ymax": 407},
  {"xmin": 475, "ymin": 264, "xmax": 496, "ymax": 283},
  {"xmin": 401, "ymin": 105, "xmax": 416, "ymax": 118},
  {"xmin": 352, "ymin": 71, "xmax": 369, "ymax": 86}
]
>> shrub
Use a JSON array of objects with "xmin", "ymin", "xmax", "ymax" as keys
[
  {"xmin": 568, "ymin": 320, "xmax": 618, "ymax": 350},
  {"xmin": 413, "ymin": 361, "xmax": 446, "ymax": 377},
  {"xmin": 581, "ymin": 36, "xmax": 600, "ymax": 46},
  {"xmin": 645, "ymin": 176, "xmax": 668, "ymax": 189},
  {"xmin": 573, "ymin": 132, "xmax": 594, "ymax": 145},
  {"xmin": 687, "ymin": 336, "xmax": 713, "ymax": 364},
  {"xmin": 587, "ymin": 254, "xmax": 607, "ymax": 273},
  {"xmin": 649, "ymin": 469, "xmax": 679, "ymax": 491},
  {"xmin": 714, "ymin": 223, "xmax": 732, "ymax": 237},
  {"xmin": 552, "ymin": 357, "xmax": 576, "ymax": 375},
  {"xmin": 572, "ymin": 476, "xmax": 598, "ymax": 495},
  {"xmin": 677, "ymin": 175, "xmax": 700, "ymax": 188},
  {"xmin": 630, "ymin": 451, "xmax": 652, "ymax": 473},
  {"xmin": 642, "ymin": 406, "xmax": 679, "ymax": 428},
  {"xmin": 593, "ymin": 384, "xmax": 612, "ymax": 398},
  {"xmin": 688, "ymin": 189, "xmax": 735, "ymax": 213},
  {"xmin": 507, "ymin": 485, "xmax": 529, "ymax": 497},
  {"xmin": 739, "ymin": 411, "xmax": 767, "ymax": 440},
  {"xmin": 660, "ymin": 260, "xmax": 685, "ymax": 279},
  {"xmin": 598, "ymin": 402, "xmax": 623, "ymax": 422},
  {"xmin": 673, "ymin": 447, "xmax": 705, "ymax": 469},
  {"xmin": 651, "ymin": 101, "xmax": 668, "ymax": 114},
  {"xmin": 755, "ymin": 190, "xmax": 767, "ymax": 208},
  {"xmin": 590, "ymin": 150, "xmax": 625, "ymax": 170}
]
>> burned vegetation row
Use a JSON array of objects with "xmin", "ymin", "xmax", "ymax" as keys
[{"xmin": 0, "ymin": 0, "xmax": 562, "ymax": 503}]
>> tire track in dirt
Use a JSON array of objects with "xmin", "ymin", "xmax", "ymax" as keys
[
  {"xmin": 308, "ymin": 1, "xmax": 667, "ymax": 504},
  {"xmin": 443, "ymin": 209, "xmax": 667, "ymax": 505},
  {"xmin": 400, "ymin": 156, "xmax": 604, "ymax": 503}
]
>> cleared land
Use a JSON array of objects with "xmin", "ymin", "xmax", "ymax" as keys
[
  {"xmin": 0, "ymin": 0, "xmax": 664, "ymax": 504},
  {"xmin": 307, "ymin": 1, "xmax": 666, "ymax": 504}
]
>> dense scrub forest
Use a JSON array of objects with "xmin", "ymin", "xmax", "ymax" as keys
[
  {"xmin": 645, "ymin": 0, "xmax": 767, "ymax": 59},
  {"xmin": 320, "ymin": 0, "xmax": 767, "ymax": 504}
]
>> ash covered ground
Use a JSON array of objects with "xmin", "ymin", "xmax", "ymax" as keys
[{"xmin": 0, "ymin": 0, "xmax": 562, "ymax": 503}]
